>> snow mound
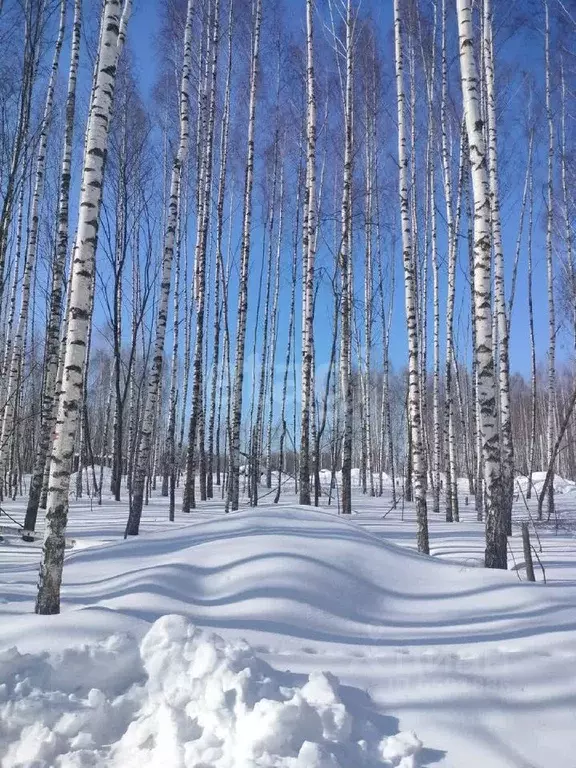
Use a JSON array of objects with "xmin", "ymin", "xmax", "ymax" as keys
[
  {"xmin": 515, "ymin": 472, "xmax": 576, "ymax": 496},
  {"xmin": 317, "ymin": 469, "xmax": 393, "ymax": 488},
  {"xmin": 0, "ymin": 615, "xmax": 421, "ymax": 768},
  {"xmin": 0, "ymin": 632, "xmax": 143, "ymax": 767}
]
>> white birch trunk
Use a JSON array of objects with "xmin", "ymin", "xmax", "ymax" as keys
[
  {"xmin": 394, "ymin": 0, "xmax": 428, "ymax": 551},
  {"xmin": 183, "ymin": 0, "xmax": 220, "ymax": 512},
  {"xmin": 421, "ymin": 1, "xmax": 440, "ymax": 516},
  {"xmin": 456, "ymin": 0, "xmax": 506, "ymax": 569},
  {"xmin": 182, "ymin": 0, "xmax": 220, "ymax": 512},
  {"xmin": 36, "ymin": 0, "xmax": 131, "ymax": 614},
  {"xmin": 339, "ymin": 0, "xmax": 353, "ymax": 516},
  {"xmin": 275, "ymin": 157, "xmax": 302, "ymax": 505},
  {"xmin": 439, "ymin": 0, "xmax": 461, "ymax": 524},
  {"xmin": 363, "ymin": 82, "xmax": 375, "ymax": 497},
  {"xmin": 0, "ymin": 181, "xmax": 25, "ymax": 419},
  {"xmin": 483, "ymin": 0, "xmax": 513, "ymax": 533},
  {"xmin": 299, "ymin": 0, "xmax": 317, "ymax": 505},
  {"xmin": 126, "ymin": 0, "xmax": 194, "ymax": 534},
  {"xmin": 252, "ymin": 133, "xmax": 279, "ymax": 505},
  {"xmin": 431, "ymin": 136, "xmax": 440, "ymax": 517},
  {"xmin": 527, "ymin": 151, "xmax": 537, "ymax": 499},
  {"xmin": 25, "ymin": 0, "xmax": 81, "ymax": 531},
  {"xmin": 560, "ymin": 63, "xmax": 575, "ymax": 352},
  {"xmin": 227, "ymin": 0, "xmax": 262, "ymax": 511},
  {"xmin": 207, "ymin": 0, "xmax": 233, "ymax": 500},
  {"xmin": 543, "ymin": 0, "xmax": 555, "ymax": 521},
  {"xmin": 165, "ymin": 204, "xmax": 181, "ymax": 521},
  {"xmin": 0, "ymin": 0, "xmax": 39, "ymax": 311},
  {"xmin": 0, "ymin": 0, "xmax": 66, "ymax": 485},
  {"xmin": 266, "ymin": 163, "xmax": 284, "ymax": 489}
]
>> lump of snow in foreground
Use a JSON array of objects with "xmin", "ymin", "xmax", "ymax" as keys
[{"xmin": 0, "ymin": 615, "xmax": 421, "ymax": 768}]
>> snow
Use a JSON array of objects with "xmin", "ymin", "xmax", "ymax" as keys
[
  {"xmin": 0, "ymin": 615, "xmax": 421, "ymax": 768},
  {"xmin": 316, "ymin": 468, "xmax": 393, "ymax": 488},
  {"xmin": 1, "ymin": 475, "xmax": 576, "ymax": 766},
  {"xmin": 0, "ymin": 633, "xmax": 143, "ymax": 768},
  {"xmin": 515, "ymin": 471, "xmax": 576, "ymax": 496}
]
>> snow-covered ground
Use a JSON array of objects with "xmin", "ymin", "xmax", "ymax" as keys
[{"xmin": 1, "ymin": 474, "xmax": 575, "ymax": 767}]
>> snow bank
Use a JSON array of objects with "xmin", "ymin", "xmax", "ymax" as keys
[
  {"xmin": 1, "ymin": 506, "xmax": 543, "ymax": 654},
  {"xmin": 317, "ymin": 469, "xmax": 393, "ymax": 489},
  {"xmin": 0, "ymin": 632, "xmax": 143, "ymax": 767},
  {"xmin": 516, "ymin": 472, "xmax": 576, "ymax": 496},
  {"xmin": 0, "ymin": 615, "xmax": 421, "ymax": 768}
]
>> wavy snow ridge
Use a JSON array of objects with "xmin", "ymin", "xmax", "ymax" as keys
[{"xmin": 0, "ymin": 615, "xmax": 421, "ymax": 768}]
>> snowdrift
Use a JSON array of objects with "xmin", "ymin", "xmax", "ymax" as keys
[
  {"xmin": 1, "ymin": 505, "xmax": 571, "ymax": 651},
  {"xmin": 0, "ymin": 615, "xmax": 421, "ymax": 768},
  {"xmin": 515, "ymin": 471, "xmax": 576, "ymax": 496},
  {"xmin": 316, "ymin": 468, "xmax": 393, "ymax": 488}
]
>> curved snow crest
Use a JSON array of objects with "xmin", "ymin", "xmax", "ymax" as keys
[
  {"xmin": 0, "ymin": 615, "xmax": 422, "ymax": 768},
  {"xmin": 516, "ymin": 472, "xmax": 576, "ymax": 496}
]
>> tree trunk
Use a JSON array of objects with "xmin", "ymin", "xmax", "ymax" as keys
[
  {"xmin": 339, "ymin": 0, "xmax": 353, "ymax": 516},
  {"xmin": 227, "ymin": 0, "xmax": 262, "ymax": 511},
  {"xmin": 543, "ymin": 0, "xmax": 555, "ymax": 522},
  {"xmin": 299, "ymin": 0, "xmax": 317, "ymax": 506},
  {"xmin": 126, "ymin": 0, "xmax": 192, "ymax": 536},
  {"xmin": 394, "ymin": 0, "xmax": 428, "ymax": 551},
  {"xmin": 527, "ymin": 134, "xmax": 536, "ymax": 500},
  {"xmin": 483, "ymin": 0, "xmax": 514, "ymax": 534},
  {"xmin": 36, "ymin": 0, "xmax": 131, "ymax": 614},
  {"xmin": 165, "ymin": 204, "xmax": 181, "ymax": 521},
  {"xmin": 183, "ymin": 0, "xmax": 220, "ymax": 513},
  {"xmin": 207, "ymin": 0, "xmax": 233, "ymax": 501},
  {"xmin": 456, "ymin": 0, "xmax": 506, "ymax": 569},
  {"xmin": 0, "ymin": 0, "xmax": 66, "ymax": 490},
  {"xmin": 521, "ymin": 523, "xmax": 535, "ymax": 582},
  {"xmin": 266, "ymin": 163, "xmax": 284, "ymax": 490}
]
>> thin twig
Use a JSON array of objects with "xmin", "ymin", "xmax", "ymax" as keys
[
  {"xmin": 0, "ymin": 505, "xmax": 24, "ymax": 528},
  {"xmin": 507, "ymin": 539, "xmax": 523, "ymax": 582},
  {"xmin": 516, "ymin": 478, "xmax": 543, "ymax": 552},
  {"xmin": 531, "ymin": 545, "xmax": 547, "ymax": 584}
]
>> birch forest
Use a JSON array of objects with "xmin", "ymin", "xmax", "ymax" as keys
[{"xmin": 0, "ymin": 0, "xmax": 573, "ymax": 615}]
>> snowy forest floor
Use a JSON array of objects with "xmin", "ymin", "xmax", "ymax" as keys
[{"xmin": 1, "ymin": 473, "xmax": 576, "ymax": 767}]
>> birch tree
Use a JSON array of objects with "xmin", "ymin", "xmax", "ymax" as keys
[
  {"xmin": 299, "ymin": 0, "xmax": 317, "ymax": 506},
  {"xmin": 543, "ymin": 0, "xmax": 555, "ymax": 521},
  {"xmin": 419, "ymin": 1, "xmax": 441, "ymax": 517},
  {"xmin": 164, "ymin": 202, "xmax": 181, "ymax": 521},
  {"xmin": 266, "ymin": 161, "xmax": 284, "ymax": 489},
  {"xmin": 456, "ymin": 0, "xmax": 506, "ymax": 569},
  {"xmin": 275, "ymin": 155, "xmax": 302, "ymax": 505},
  {"xmin": 207, "ymin": 0, "xmax": 233, "ymax": 500},
  {"xmin": 125, "ymin": 0, "xmax": 193, "ymax": 536},
  {"xmin": 559, "ymin": 63, "xmax": 575, "ymax": 353},
  {"xmin": 20, "ymin": 4, "xmax": 76, "ymax": 521},
  {"xmin": 0, "ymin": 0, "xmax": 66, "ymax": 500},
  {"xmin": 339, "ymin": 0, "xmax": 354, "ymax": 516},
  {"xmin": 251, "ymin": 128, "xmax": 281, "ymax": 506},
  {"xmin": 394, "ymin": 0, "xmax": 429, "ymax": 552},
  {"xmin": 183, "ymin": 0, "xmax": 220, "ymax": 513},
  {"xmin": 228, "ymin": 0, "xmax": 262, "ymax": 511},
  {"xmin": 526, "ymin": 130, "xmax": 537, "ymax": 499},
  {"xmin": 483, "ymin": 0, "xmax": 513, "ymax": 533},
  {"xmin": 25, "ymin": 0, "xmax": 81, "ymax": 533},
  {"xmin": 362, "ymin": 44, "xmax": 376, "ymax": 498},
  {"xmin": 0, "ymin": 0, "xmax": 42, "ymax": 313},
  {"xmin": 36, "ymin": 0, "xmax": 131, "ymax": 614}
]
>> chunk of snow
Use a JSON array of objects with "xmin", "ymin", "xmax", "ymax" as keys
[{"xmin": 0, "ymin": 615, "xmax": 421, "ymax": 768}]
